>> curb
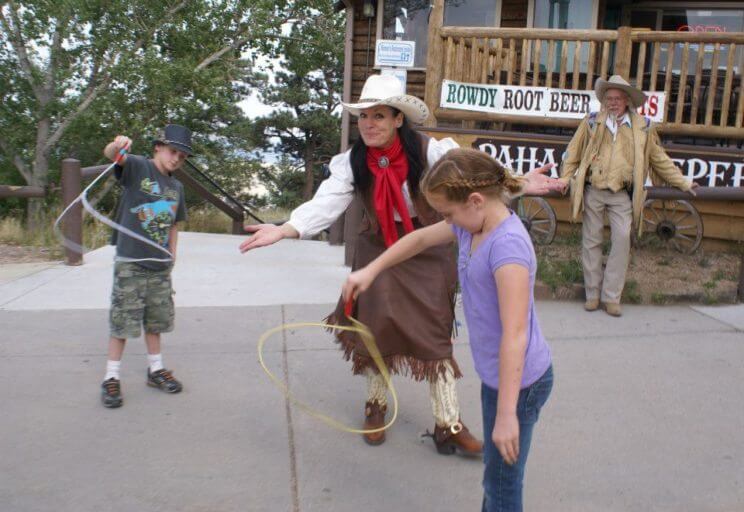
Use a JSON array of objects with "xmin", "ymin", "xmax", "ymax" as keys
[
  {"xmin": 534, "ymin": 281, "xmax": 740, "ymax": 305},
  {"xmin": 534, "ymin": 282, "xmax": 584, "ymax": 301}
]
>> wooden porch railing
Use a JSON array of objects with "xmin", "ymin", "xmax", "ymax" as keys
[{"xmin": 424, "ymin": 13, "xmax": 744, "ymax": 139}]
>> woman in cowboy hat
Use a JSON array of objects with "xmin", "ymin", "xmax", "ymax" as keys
[
  {"xmin": 239, "ymin": 74, "xmax": 561, "ymax": 455},
  {"xmin": 559, "ymin": 75, "xmax": 697, "ymax": 317}
]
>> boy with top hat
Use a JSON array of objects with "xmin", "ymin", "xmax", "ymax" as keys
[{"xmin": 100, "ymin": 124, "xmax": 191, "ymax": 408}]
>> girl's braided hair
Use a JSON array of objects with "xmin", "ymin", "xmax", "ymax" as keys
[{"xmin": 421, "ymin": 148, "xmax": 524, "ymax": 203}]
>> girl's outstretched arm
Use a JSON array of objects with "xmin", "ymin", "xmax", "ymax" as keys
[
  {"xmin": 342, "ymin": 220, "xmax": 455, "ymax": 301},
  {"xmin": 492, "ymin": 263, "xmax": 530, "ymax": 465}
]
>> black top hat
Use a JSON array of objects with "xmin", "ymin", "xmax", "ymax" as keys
[{"xmin": 152, "ymin": 124, "xmax": 193, "ymax": 156}]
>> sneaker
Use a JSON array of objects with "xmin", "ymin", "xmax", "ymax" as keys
[
  {"xmin": 147, "ymin": 368, "xmax": 183, "ymax": 393},
  {"xmin": 101, "ymin": 378, "xmax": 123, "ymax": 408}
]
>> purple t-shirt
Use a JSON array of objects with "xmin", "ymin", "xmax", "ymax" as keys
[{"xmin": 453, "ymin": 212, "xmax": 551, "ymax": 390}]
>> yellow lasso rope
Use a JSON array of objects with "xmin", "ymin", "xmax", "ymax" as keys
[{"xmin": 257, "ymin": 305, "xmax": 398, "ymax": 434}]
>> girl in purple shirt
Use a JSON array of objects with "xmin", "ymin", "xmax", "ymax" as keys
[{"xmin": 343, "ymin": 148, "xmax": 553, "ymax": 512}]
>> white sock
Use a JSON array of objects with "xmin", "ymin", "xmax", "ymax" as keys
[
  {"xmin": 104, "ymin": 360, "xmax": 121, "ymax": 381},
  {"xmin": 148, "ymin": 353, "xmax": 164, "ymax": 373}
]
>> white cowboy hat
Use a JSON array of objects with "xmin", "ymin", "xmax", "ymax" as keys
[
  {"xmin": 594, "ymin": 75, "xmax": 647, "ymax": 108},
  {"xmin": 341, "ymin": 74, "xmax": 430, "ymax": 125}
]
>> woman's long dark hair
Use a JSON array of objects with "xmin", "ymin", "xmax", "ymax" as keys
[{"xmin": 350, "ymin": 108, "xmax": 425, "ymax": 197}]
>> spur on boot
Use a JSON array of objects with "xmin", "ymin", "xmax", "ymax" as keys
[{"xmin": 431, "ymin": 421, "xmax": 483, "ymax": 456}]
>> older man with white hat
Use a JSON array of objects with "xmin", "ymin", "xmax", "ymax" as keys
[{"xmin": 559, "ymin": 75, "xmax": 697, "ymax": 317}]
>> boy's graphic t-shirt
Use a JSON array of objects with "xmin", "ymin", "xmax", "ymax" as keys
[
  {"xmin": 452, "ymin": 212, "xmax": 551, "ymax": 390},
  {"xmin": 113, "ymin": 154, "xmax": 186, "ymax": 270}
]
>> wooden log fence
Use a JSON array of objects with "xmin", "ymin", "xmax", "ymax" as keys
[{"xmin": 423, "ymin": 3, "xmax": 744, "ymax": 139}]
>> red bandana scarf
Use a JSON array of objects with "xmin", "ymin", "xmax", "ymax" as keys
[{"xmin": 366, "ymin": 135, "xmax": 415, "ymax": 247}]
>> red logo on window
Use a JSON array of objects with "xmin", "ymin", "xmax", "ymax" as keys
[{"xmin": 677, "ymin": 25, "xmax": 727, "ymax": 33}]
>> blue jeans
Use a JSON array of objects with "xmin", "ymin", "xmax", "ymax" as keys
[{"xmin": 481, "ymin": 365, "xmax": 554, "ymax": 512}]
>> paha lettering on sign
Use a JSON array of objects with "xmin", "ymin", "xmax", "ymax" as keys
[{"xmin": 470, "ymin": 135, "xmax": 743, "ymax": 188}]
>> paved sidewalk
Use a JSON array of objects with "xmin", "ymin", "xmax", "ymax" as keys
[
  {"xmin": 0, "ymin": 233, "xmax": 349, "ymax": 310},
  {"xmin": 1, "ymin": 233, "xmax": 742, "ymax": 512}
]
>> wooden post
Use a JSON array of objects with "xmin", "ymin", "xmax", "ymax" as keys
[
  {"xmin": 61, "ymin": 158, "xmax": 83, "ymax": 266},
  {"xmin": 739, "ymin": 252, "xmax": 744, "ymax": 303},
  {"xmin": 614, "ymin": 26, "xmax": 633, "ymax": 79},
  {"xmin": 340, "ymin": 0, "xmax": 354, "ymax": 152},
  {"xmin": 231, "ymin": 218, "xmax": 244, "ymax": 235},
  {"xmin": 423, "ymin": 0, "xmax": 445, "ymax": 128}
]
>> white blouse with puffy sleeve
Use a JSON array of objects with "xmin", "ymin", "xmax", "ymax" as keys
[{"xmin": 287, "ymin": 137, "xmax": 459, "ymax": 239}]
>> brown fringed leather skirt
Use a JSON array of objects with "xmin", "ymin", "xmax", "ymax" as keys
[{"xmin": 326, "ymin": 226, "xmax": 461, "ymax": 382}]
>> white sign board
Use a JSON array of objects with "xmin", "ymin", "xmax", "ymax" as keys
[
  {"xmin": 375, "ymin": 40, "xmax": 416, "ymax": 68},
  {"xmin": 440, "ymin": 80, "xmax": 666, "ymax": 122}
]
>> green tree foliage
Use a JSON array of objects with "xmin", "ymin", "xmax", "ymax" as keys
[
  {"xmin": 250, "ymin": 1, "xmax": 344, "ymax": 207},
  {"xmin": 0, "ymin": 0, "xmax": 321, "ymax": 224}
]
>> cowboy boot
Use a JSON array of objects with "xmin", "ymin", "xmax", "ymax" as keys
[
  {"xmin": 362, "ymin": 400, "xmax": 387, "ymax": 446},
  {"xmin": 432, "ymin": 420, "xmax": 483, "ymax": 456}
]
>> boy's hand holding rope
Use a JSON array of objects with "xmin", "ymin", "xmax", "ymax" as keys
[{"xmin": 53, "ymin": 141, "xmax": 174, "ymax": 264}]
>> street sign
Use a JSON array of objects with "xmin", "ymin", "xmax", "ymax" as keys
[{"xmin": 375, "ymin": 40, "xmax": 416, "ymax": 68}]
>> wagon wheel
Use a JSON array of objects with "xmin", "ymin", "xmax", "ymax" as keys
[
  {"xmin": 642, "ymin": 199, "xmax": 703, "ymax": 254},
  {"xmin": 517, "ymin": 196, "xmax": 557, "ymax": 245}
]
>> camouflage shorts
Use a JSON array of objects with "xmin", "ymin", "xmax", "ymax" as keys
[{"xmin": 109, "ymin": 262, "xmax": 174, "ymax": 339}]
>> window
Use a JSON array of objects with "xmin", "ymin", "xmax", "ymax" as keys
[
  {"xmin": 531, "ymin": 0, "xmax": 600, "ymax": 75},
  {"xmin": 378, "ymin": 0, "xmax": 505, "ymax": 68},
  {"xmin": 444, "ymin": 0, "xmax": 502, "ymax": 27},
  {"xmin": 659, "ymin": 9, "xmax": 744, "ymax": 73},
  {"xmin": 629, "ymin": 9, "xmax": 660, "ymax": 31},
  {"xmin": 380, "ymin": 0, "xmax": 433, "ymax": 68},
  {"xmin": 532, "ymin": 0, "xmax": 597, "ymax": 30}
]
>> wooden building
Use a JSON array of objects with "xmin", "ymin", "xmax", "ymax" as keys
[{"xmin": 336, "ymin": 0, "xmax": 744, "ymax": 249}]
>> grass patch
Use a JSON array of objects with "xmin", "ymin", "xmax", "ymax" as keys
[
  {"xmin": 0, "ymin": 217, "xmax": 25, "ymax": 243},
  {"xmin": 657, "ymin": 256, "xmax": 672, "ymax": 266},
  {"xmin": 702, "ymin": 292, "xmax": 719, "ymax": 305},
  {"xmin": 537, "ymin": 255, "xmax": 583, "ymax": 292},
  {"xmin": 701, "ymin": 279, "xmax": 720, "ymax": 305},
  {"xmin": 1, "ymin": 204, "xmax": 292, "ymax": 258},
  {"xmin": 256, "ymin": 208, "xmax": 291, "ymax": 224},
  {"xmin": 702, "ymin": 279, "xmax": 718, "ymax": 291},
  {"xmin": 650, "ymin": 291, "xmax": 669, "ymax": 305},
  {"xmin": 712, "ymin": 269, "xmax": 736, "ymax": 282},
  {"xmin": 0, "ymin": 213, "xmax": 109, "ymax": 258},
  {"xmin": 601, "ymin": 240, "xmax": 611, "ymax": 256},
  {"xmin": 555, "ymin": 227, "xmax": 582, "ymax": 247},
  {"xmin": 184, "ymin": 206, "xmax": 292, "ymax": 234},
  {"xmin": 184, "ymin": 207, "xmax": 233, "ymax": 234},
  {"xmin": 622, "ymin": 279, "xmax": 642, "ymax": 304},
  {"xmin": 635, "ymin": 232, "xmax": 666, "ymax": 250}
]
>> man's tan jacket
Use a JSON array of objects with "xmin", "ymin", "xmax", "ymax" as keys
[{"xmin": 560, "ymin": 110, "xmax": 692, "ymax": 235}]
